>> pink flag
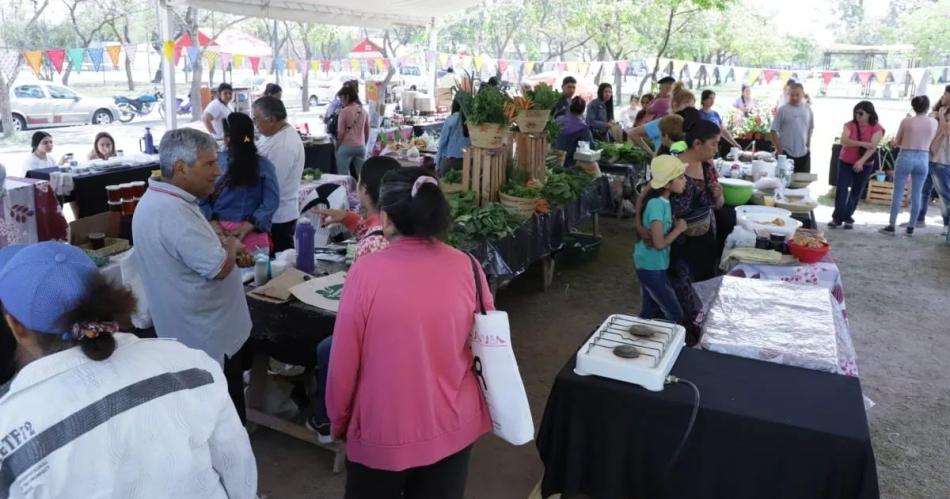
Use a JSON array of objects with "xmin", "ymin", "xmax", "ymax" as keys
[
  {"xmin": 856, "ymin": 71, "xmax": 873, "ymax": 85},
  {"xmin": 821, "ymin": 71, "xmax": 836, "ymax": 85},
  {"xmin": 322, "ymin": 60, "xmax": 331, "ymax": 73},
  {"xmin": 616, "ymin": 60, "xmax": 629, "ymax": 75},
  {"xmin": 250, "ymin": 56, "xmax": 261, "ymax": 75},
  {"xmin": 497, "ymin": 60, "xmax": 510, "ymax": 74},
  {"xmin": 762, "ymin": 69, "xmax": 778, "ymax": 84},
  {"xmin": 46, "ymin": 49, "xmax": 66, "ymax": 73}
]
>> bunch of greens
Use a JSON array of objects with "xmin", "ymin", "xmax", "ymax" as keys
[
  {"xmin": 301, "ymin": 168, "xmax": 322, "ymax": 180},
  {"xmin": 525, "ymin": 83, "xmax": 561, "ymax": 110},
  {"xmin": 442, "ymin": 168, "xmax": 463, "ymax": 184},
  {"xmin": 447, "ymin": 191, "xmax": 478, "ymax": 219},
  {"xmin": 544, "ymin": 119, "xmax": 560, "ymax": 144},
  {"xmin": 542, "ymin": 167, "xmax": 593, "ymax": 205},
  {"xmin": 502, "ymin": 168, "xmax": 542, "ymax": 199},
  {"xmin": 457, "ymin": 85, "xmax": 511, "ymax": 126},
  {"xmin": 597, "ymin": 142, "xmax": 650, "ymax": 165},
  {"xmin": 449, "ymin": 201, "xmax": 525, "ymax": 245}
]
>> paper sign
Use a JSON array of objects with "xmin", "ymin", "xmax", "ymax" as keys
[{"xmin": 290, "ymin": 271, "xmax": 347, "ymax": 312}]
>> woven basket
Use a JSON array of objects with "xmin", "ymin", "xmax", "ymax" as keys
[
  {"xmin": 468, "ymin": 123, "xmax": 507, "ymax": 149},
  {"xmin": 499, "ymin": 191, "xmax": 539, "ymax": 218},
  {"xmin": 517, "ymin": 109, "xmax": 550, "ymax": 135},
  {"xmin": 440, "ymin": 182, "xmax": 464, "ymax": 195}
]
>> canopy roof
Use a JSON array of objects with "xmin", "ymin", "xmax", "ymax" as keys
[
  {"xmin": 175, "ymin": 0, "xmax": 482, "ymax": 27},
  {"xmin": 349, "ymin": 38, "xmax": 385, "ymax": 58}
]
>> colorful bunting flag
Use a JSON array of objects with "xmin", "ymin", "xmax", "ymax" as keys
[
  {"xmin": 322, "ymin": 60, "xmax": 331, "ymax": 73},
  {"xmin": 0, "ymin": 51, "xmax": 20, "ymax": 82},
  {"xmin": 88, "ymin": 47, "xmax": 104, "ymax": 71},
  {"xmin": 66, "ymin": 48, "xmax": 85, "ymax": 72},
  {"xmin": 233, "ymin": 54, "xmax": 244, "ymax": 69},
  {"xmin": 46, "ymin": 49, "xmax": 66, "ymax": 74},
  {"xmin": 123, "ymin": 44, "xmax": 137, "ymax": 65},
  {"xmin": 578, "ymin": 62, "xmax": 590, "ymax": 76},
  {"xmin": 778, "ymin": 70, "xmax": 792, "ymax": 83},
  {"xmin": 497, "ymin": 60, "xmax": 510, "ymax": 75},
  {"xmin": 285, "ymin": 59, "xmax": 296, "ymax": 75},
  {"xmin": 384, "ymin": 58, "xmax": 392, "ymax": 71},
  {"xmin": 747, "ymin": 68, "xmax": 762, "ymax": 84},
  {"xmin": 908, "ymin": 68, "xmax": 928, "ymax": 85},
  {"xmin": 856, "ymin": 71, "xmax": 873, "ymax": 86},
  {"xmin": 173, "ymin": 46, "xmax": 182, "ymax": 65},
  {"xmin": 106, "ymin": 45, "xmax": 122, "ymax": 68},
  {"xmin": 249, "ymin": 56, "xmax": 261, "ymax": 74},
  {"xmin": 350, "ymin": 59, "xmax": 360, "ymax": 72},
  {"xmin": 438, "ymin": 53, "xmax": 449, "ymax": 69},
  {"xmin": 616, "ymin": 60, "xmax": 629, "ymax": 75},
  {"xmin": 310, "ymin": 60, "xmax": 319, "ymax": 72},
  {"xmin": 186, "ymin": 47, "xmax": 200, "ymax": 65},
  {"xmin": 874, "ymin": 70, "xmax": 890, "ymax": 84},
  {"xmin": 219, "ymin": 53, "xmax": 232, "ymax": 70},
  {"xmin": 22, "ymin": 51, "xmax": 43, "ymax": 76},
  {"xmin": 762, "ymin": 69, "xmax": 778, "ymax": 84},
  {"xmin": 473, "ymin": 55, "xmax": 485, "ymax": 73},
  {"xmin": 821, "ymin": 71, "xmax": 837, "ymax": 85},
  {"xmin": 203, "ymin": 50, "xmax": 219, "ymax": 68}
]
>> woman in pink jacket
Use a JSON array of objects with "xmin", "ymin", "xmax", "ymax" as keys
[{"xmin": 327, "ymin": 167, "xmax": 493, "ymax": 499}]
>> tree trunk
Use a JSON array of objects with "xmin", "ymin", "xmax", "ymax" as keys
[
  {"xmin": 0, "ymin": 76, "xmax": 15, "ymax": 137},
  {"xmin": 62, "ymin": 62, "xmax": 75, "ymax": 86},
  {"xmin": 124, "ymin": 56, "xmax": 135, "ymax": 92}
]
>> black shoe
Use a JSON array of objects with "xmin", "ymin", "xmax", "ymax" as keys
[
  {"xmin": 843, "ymin": 222, "xmax": 854, "ymax": 230},
  {"xmin": 827, "ymin": 220, "xmax": 841, "ymax": 229},
  {"xmin": 906, "ymin": 226, "xmax": 914, "ymax": 236},
  {"xmin": 306, "ymin": 415, "xmax": 334, "ymax": 444},
  {"xmin": 879, "ymin": 225, "xmax": 895, "ymax": 234}
]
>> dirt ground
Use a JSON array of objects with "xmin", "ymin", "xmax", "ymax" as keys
[{"xmin": 250, "ymin": 197, "xmax": 950, "ymax": 499}]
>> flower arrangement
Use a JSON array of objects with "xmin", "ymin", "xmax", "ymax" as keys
[{"xmin": 727, "ymin": 105, "xmax": 773, "ymax": 141}]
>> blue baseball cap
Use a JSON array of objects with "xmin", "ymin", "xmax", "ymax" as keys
[
  {"xmin": 0, "ymin": 242, "xmax": 96, "ymax": 335},
  {"xmin": 0, "ymin": 245, "xmax": 25, "ymax": 270}
]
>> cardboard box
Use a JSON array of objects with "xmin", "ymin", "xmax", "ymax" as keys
[{"xmin": 69, "ymin": 212, "xmax": 121, "ymax": 246}]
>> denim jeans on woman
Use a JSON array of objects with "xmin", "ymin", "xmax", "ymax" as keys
[
  {"xmin": 336, "ymin": 144, "xmax": 366, "ymax": 177},
  {"xmin": 636, "ymin": 269, "xmax": 683, "ymax": 324},
  {"xmin": 832, "ymin": 160, "xmax": 875, "ymax": 224},
  {"xmin": 889, "ymin": 150, "xmax": 930, "ymax": 227},
  {"xmin": 916, "ymin": 162, "xmax": 950, "ymax": 226}
]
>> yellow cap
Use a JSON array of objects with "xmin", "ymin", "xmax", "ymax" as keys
[{"xmin": 649, "ymin": 155, "xmax": 686, "ymax": 190}]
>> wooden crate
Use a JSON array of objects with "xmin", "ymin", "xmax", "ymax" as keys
[
  {"xmin": 866, "ymin": 180, "xmax": 909, "ymax": 207},
  {"xmin": 514, "ymin": 132, "xmax": 549, "ymax": 181},
  {"xmin": 462, "ymin": 146, "xmax": 508, "ymax": 206}
]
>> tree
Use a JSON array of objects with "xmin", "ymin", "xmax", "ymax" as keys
[
  {"xmin": 0, "ymin": 0, "xmax": 51, "ymax": 136},
  {"xmin": 104, "ymin": 0, "xmax": 153, "ymax": 91},
  {"xmin": 61, "ymin": 0, "xmax": 123, "ymax": 86},
  {"xmin": 893, "ymin": 0, "xmax": 950, "ymax": 65}
]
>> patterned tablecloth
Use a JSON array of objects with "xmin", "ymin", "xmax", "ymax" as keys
[
  {"xmin": 0, "ymin": 177, "xmax": 68, "ymax": 247},
  {"xmin": 724, "ymin": 256, "xmax": 859, "ymax": 377}
]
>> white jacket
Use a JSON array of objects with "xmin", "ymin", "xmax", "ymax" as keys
[{"xmin": 0, "ymin": 334, "xmax": 257, "ymax": 499}]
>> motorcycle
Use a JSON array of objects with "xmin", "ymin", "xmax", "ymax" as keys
[
  {"xmin": 115, "ymin": 90, "xmax": 161, "ymax": 123},
  {"xmin": 157, "ymin": 94, "xmax": 192, "ymax": 119}
]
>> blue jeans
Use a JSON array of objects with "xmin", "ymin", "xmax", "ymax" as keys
[
  {"xmin": 336, "ymin": 144, "xmax": 366, "ymax": 177},
  {"xmin": 889, "ymin": 150, "xmax": 930, "ymax": 227},
  {"xmin": 313, "ymin": 335, "xmax": 333, "ymax": 425},
  {"xmin": 917, "ymin": 162, "xmax": 950, "ymax": 226},
  {"xmin": 832, "ymin": 160, "xmax": 874, "ymax": 224},
  {"xmin": 636, "ymin": 268, "xmax": 684, "ymax": 324}
]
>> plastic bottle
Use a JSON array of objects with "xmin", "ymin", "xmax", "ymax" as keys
[{"xmin": 295, "ymin": 217, "xmax": 316, "ymax": 274}]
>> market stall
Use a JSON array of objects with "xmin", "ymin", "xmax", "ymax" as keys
[
  {"xmin": 26, "ymin": 157, "xmax": 159, "ymax": 218},
  {"xmin": 0, "ymin": 177, "xmax": 68, "ymax": 246},
  {"xmin": 536, "ymin": 347, "xmax": 878, "ymax": 499}
]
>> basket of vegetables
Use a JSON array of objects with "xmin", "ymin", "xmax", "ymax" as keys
[
  {"xmin": 499, "ymin": 168, "xmax": 546, "ymax": 217},
  {"xmin": 447, "ymin": 191, "xmax": 527, "ymax": 247},
  {"xmin": 456, "ymin": 82, "xmax": 511, "ymax": 149},
  {"xmin": 440, "ymin": 168, "xmax": 464, "ymax": 195},
  {"xmin": 516, "ymin": 83, "xmax": 561, "ymax": 134}
]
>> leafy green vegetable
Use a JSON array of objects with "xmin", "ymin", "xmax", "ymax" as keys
[
  {"xmin": 442, "ymin": 168, "xmax": 463, "ymax": 184},
  {"xmin": 542, "ymin": 167, "xmax": 593, "ymax": 205},
  {"xmin": 596, "ymin": 142, "xmax": 650, "ymax": 165},
  {"xmin": 525, "ymin": 82, "xmax": 561, "ymax": 110},
  {"xmin": 502, "ymin": 182, "xmax": 541, "ymax": 199},
  {"xmin": 447, "ymin": 191, "xmax": 478, "ymax": 219},
  {"xmin": 449, "ymin": 201, "xmax": 526, "ymax": 246},
  {"xmin": 301, "ymin": 168, "xmax": 322, "ymax": 180},
  {"xmin": 544, "ymin": 119, "xmax": 560, "ymax": 144},
  {"xmin": 457, "ymin": 85, "xmax": 510, "ymax": 126}
]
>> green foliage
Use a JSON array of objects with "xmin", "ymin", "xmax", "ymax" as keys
[
  {"xmin": 598, "ymin": 142, "xmax": 651, "ymax": 165},
  {"xmin": 545, "ymin": 119, "xmax": 560, "ymax": 144},
  {"xmin": 448, "ymin": 199, "xmax": 525, "ymax": 245},
  {"xmin": 525, "ymin": 82, "xmax": 561, "ymax": 110},
  {"xmin": 542, "ymin": 167, "xmax": 592, "ymax": 205},
  {"xmin": 442, "ymin": 168, "xmax": 463, "ymax": 184},
  {"xmin": 457, "ymin": 84, "xmax": 510, "ymax": 126},
  {"xmin": 502, "ymin": 168, "xmax": 542, "ymax": 198}
]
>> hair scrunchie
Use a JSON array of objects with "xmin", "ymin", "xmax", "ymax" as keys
[{"xmin": 410, "ymin": 176, "xmax": 438, "ymax": 198}]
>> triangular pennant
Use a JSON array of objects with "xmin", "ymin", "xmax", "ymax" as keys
[
  {"xmin": 46, "ymin": 49, "xmax": 66, "ymax": 74},
  {"xmin": 747, "ymin": 68, "xmax": 762, "ymax": 84},
  {"xmin": 762, "ymin": 69, "xmax": 778, "ymax": 84},
  {"xmin": 187, "ymin": 47, "xmax": 200, "ymax": 65},
  {"xmin": 88, "ymin": 47, "xmax": 104, "ymax": 71},
  {"xmin": 106, "ymin": 45, "xmax": 122, "ymax": 68},
  {"xmin": 778, "ymin": 70, "xmax": 792, "ymax": 84},
  {"xmin": 232, "ymin": 54, "xmax": 244, "ymax": 69},
  {"xmin": 438, "ymin": 53, "xmax": 449, "ymax": 69},
  {"xmin": 821, "ymin": 71, "xmax": 837, "ymax": 85},
  {"xmin": 373, "ymin": 58, "xmax": 383, "ymax": 72},
  {"xmin": 874, "ymin": 70, "xmax": 890, "ymax": 84},
  {"xmin": 249, "ymin": 56, "xmax": 261, "ymax": 74},
  {"xmin": 322, "ymin": 60, "xmax": 331, "ymax": 73},
  {"xmin": 578, "ymin": 62, "xmax": 590, "ymax": 76},
  {"xmin": 308, "ymin": 60, "xmax": 317, "ymax": 72},
  {"xmin": 908, "ymin": 68, "xmax": 927, "ymax": 84},
  {"xmin": 384, "ymin": 58, "xmax": 392, "ymax": 72},
  {"xmin": 66, "ymin": 48, "xmax": 85, "ymax": 73},
  {"xmin": 497, "ymin": 60, "xmax": 510, "ymax": 75},
  {"xmin": 172, "ymin": 46, "xmax": 182, "ymax": 65},
  {"xmin": 657, "ymin": 58, "xmax": 672, "ymax": 76},
  {"xmin": 670, "ymin": 60, "xmax": 683, "ymax": 77},
  {"xmin": 523, "ymin": 61, "xmax": 535, "ymax": 76},
  {"xmin": 856, "ymin": 71, "xmax": 873, "ymax": 85},
  {"xmin": 0, "ymin": 51, "xmax": 20, "ymax": 82},
  {"xmin": 219, "ymin": 53, "xmax": 232, "ymax": 70},
  {"xmin": 350, "ymin": 59, "xmax": 360, "ymax": 72},
  {"xmin": 601, "ymin": 62, "xmax": 615, "ymax": 78},
  {"xmin": 123, "ymin": 44, "xmax": 137, "ymax": 65},
  {"xmin": 22, "ymin": 51, "xmax": 43, "ymax": 76},
  {"xmin": 203, "ymin": 50, "xmax": 219, "ymax": 68},
  {"xmin": 616, "ymin": 60, "xmax": 630, "ymax": 75},
  {"xmin": 473, "ymin": 55, "xmax": 485, "ymax": 72},
  {"xmin": 839, "ymin": 70, "xmax": 855, "ymax": 83},
  {"xmin": 284, "ymin": 59, "xmax": 294, "ymax": 75}
]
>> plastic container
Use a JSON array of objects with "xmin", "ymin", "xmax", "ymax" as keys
[
  {"xmin": 295, "ymin": 217, "xmax": 316, "ymax": 274},
  {"xmin": 719, "ymin": 178, "xmax": 754, "ymax": 206},
  {"xmin": 789, "ymin": 240, "xmax": 830, "ymax": 263},
  {"xmin": 253, "ymin": 254, "xmax": 270, "ymax": 286}
]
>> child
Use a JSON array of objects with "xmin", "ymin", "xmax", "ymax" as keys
[
  {"xmin": 317, "ymin": 155, "xmax": 400, "ymax": 261},
  {"xmin": 634, "ymin": 155, "xmax": 688, "ymax": 323}
]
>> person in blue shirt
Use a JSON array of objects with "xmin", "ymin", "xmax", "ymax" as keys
[
  {"xmin": 634, "ymin": 155, "xmax": 688, "ymax": 323},
  {"xmin": 699, "ymin": 90, "xmax": 741, "ymax": 149},
  {"xmin": 436, "ymin": 99, "xmax": 471, "ymax": 173},
  {"xmin": 200, "ymin": 112, "xmax": 280, "ymax": 254}
]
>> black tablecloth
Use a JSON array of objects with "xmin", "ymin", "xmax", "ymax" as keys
[
  {"xmin": 246, "ymin": 295, "xmax": 335, "ymax": 367},
  {"xmin": 468, "ymin": 176, "xmax": 609, "ymax": 278},
  {"xmin": 26, "ymin": 163, "xmax": 157, "ymax": 218},
  {"xmin": 304, "ymin": 142, "xmax": 338, "ymax": 174},
  {"xmin": 537, "ymin": 347, "xmax": 879, "ymax": 499}
]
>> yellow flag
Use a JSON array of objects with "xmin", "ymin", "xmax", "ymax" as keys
[
  {"xmin": 438, "ymin": 53, "xmax": 449, "ymax": 68},
  {"xmin": 874, "ymin": 70, "xmax": 890, "ymax": 84},
  {"xmin": 233, "ymin": 54, "xmax": 244, "ymax": 69},
  {"xmin": 162, "ymin": 41, "xmax": 174, "ymax": 62},
  {"xmin": 310, "ymin": 60, "xmax": 319, "ymax": 72},
  {"xmin": 747, "ymin": 68, "xmax": 762, "ymax": 84},
  {"xmin": 473, "ymin": 55, "xmax": 485, "ymax": 72},
  {"xmin": 351, "ymin": 59, "xmax": 360, "ymax": 72},
  {"xmin": 106, "ymin": 45, "xmax": 122, "ymax": 68},
  {"xmin": 203, "ymin": 50, "xmax": 218, "ymax": 67},
  {"xmin": 22, "ymin": 50, "xmax": 43, "ymax": 76},
  {"xmin": 375, "ymin": 58, "xmax": 384, "ymax": 72},
  {"xmin": 578, "ymin": 62, "xmax": 590, "ymax": 76},
  {"xmin": 524, "ymin": 62, "xmax": 535, "ymax": 76},
  {"xmin": 778, "ymin": 70, "xmax": 792, "ymax": 84}
]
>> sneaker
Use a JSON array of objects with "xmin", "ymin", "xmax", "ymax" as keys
[
  {"xmin": 306, "ymin": 415, "xmax": 334, "ymax": 444},
  {"xmin": 843, "ymin": 222, "xmax": 854, "ymax": 230},
  {"xmin": 827, "ymin": 220, "xmax": 841, "ymax": 229},
  {"xmin": 906, "ymin": 226, "xmax": 914, "ymax": 236},
  {"xmin": 879, "ymin": 225, "xmax": 896, "ymax": 234}
]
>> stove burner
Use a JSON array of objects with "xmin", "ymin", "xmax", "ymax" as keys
[
  {"xmin": 629, "ymin": 324, "xmax": 655, "ymax": 338},
  {"xmin": 613, "ymin": 344, "xmax": 640, "ymax": 359}
]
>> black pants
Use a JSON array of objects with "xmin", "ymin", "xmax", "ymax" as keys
[
  {"xmin": 344, "ymin": 445, "xmax": 473, "ymax": 499},
  {"xmin": 271, "ymin": 220, "xmax": 297, "ymax": 255},
  {"xmin": 223, "ymin": 341, "xmax": 251, "ymax": 425},
  {"xmin": 788, "ymin": 151, "xmax": 811, "ymax": 173}
]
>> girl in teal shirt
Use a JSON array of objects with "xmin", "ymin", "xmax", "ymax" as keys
[{"xmin": 634, "ymin": 155, "xmax": 688, "ymax": 322}]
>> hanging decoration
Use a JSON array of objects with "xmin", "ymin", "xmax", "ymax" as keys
[
  {"xmin": 762, "ymin": 69, "xmax": 778, "ymax": 84},
  {"xmin": 123, "ymin": 44, "xmax": 137, "ymax": 65},
  {"xmin": 821, "ymin": 71, "xmax": 837, "ymax": 85},
  {"xmin": 106, "ymin": 45, "xmax": 122, "ymax": 68},
  {"xmin": 186, "ymin": 47, "xmax": 200, "ymax": 65},
  {"xmin": 233, "ymin": 54, "xmax": 244, "ymax": 69},
  {"xmin": 746, "ymin": 68, "xmax": 762, "ymax": 84},
  {"xmin": 856, "ymin": 71, "xmax": 873, "ymax": 86},
  {"xmin": 497, "ymin": 60, "xmax": 510, "ymax": 75},
  {"xmin": 616, "ymin": 60, "xmax": 629, "ymax": 76},
  {"xmin": 578, "ymin": 62, "xmax": 590, "ymax": 76},
  {"xmin": 203, "ymin": 50, "xmax": 219, "ymax": 68},
  {"xmin": 249, "ymin": 56, "xmax": 261, "ymax": 75},
  {"xmin": 172, "ymin": 46, "xmax": 183, "ymax": 65},
  {"xmin": 219, "ymin": 52, "xmax": 232, "ymax": 70},
  {"xmin": 0, "ymin": 51, "xmax": 20, "ymax": 82},
  {"xmin": 22, "ymin": 51, "xmax": 43, "ymax": 76},
  {"xmin": 874, "ymin": 70, "xmax": 890, "ymax": 84},
  {"xmin": 87, "ymin": 47, "xmax": 104, "ymax": 71},
  {"xmin": 322, "ymin": 60, "xmax": 331, "ymax": 73},
  {"xmin": 66, "ymin": 48, "xmax": 85, "ymax": 72},
  {"xmin": 46, "ymin": 49, "xmax": 66, "ymax": 74}
]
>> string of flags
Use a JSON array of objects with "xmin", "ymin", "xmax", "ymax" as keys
[{"xmin": 1, "ymin": 44, "xmax": 947, "ymax": 90}]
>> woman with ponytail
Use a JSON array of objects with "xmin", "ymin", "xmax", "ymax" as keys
[
  {"xmin": 327, "ymin": 167, "xmax": 493, "ymax": 498},
  {"xmin": 200, "ymin": 112, "xmax": 279, "ymax": 253}
]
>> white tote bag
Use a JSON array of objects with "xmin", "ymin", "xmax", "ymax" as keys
[{"xmin": 468, "ymin": 255, "xmax": 535, "ymax": 445}]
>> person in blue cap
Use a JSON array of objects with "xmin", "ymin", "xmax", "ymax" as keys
[
  {"xmin": 0, "ymin": 245, "xmax": 23, "ymax": 386},
  {"xmin": 0, "ymin": 242, "xmax": 257, "ymax": 499}
]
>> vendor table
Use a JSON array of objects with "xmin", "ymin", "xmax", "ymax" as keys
[
  {"xmin": 298, "ymin": 174, "xmax": 360, "ymax": 214},
  {"xmin": 536, "ymin": 348, "xmax": 879, "ymax": 499},
  {"xmin": 304, "ymin": 142, "xmax": 337, "ymax": 174},
  {"xmin": 0, "ymin": 177, "xmax": 68, "ymax": 247},
  {"xmin": 26, "ymin": 163, "xmax": 158, "ymax": 218}
]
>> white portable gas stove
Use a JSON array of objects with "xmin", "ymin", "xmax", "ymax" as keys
[{"xmin": 575, "ymin": 314, "xmax": 686, "ymax": 391}]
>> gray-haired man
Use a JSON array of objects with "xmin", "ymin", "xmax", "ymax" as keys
[
  {"xmin": 254, "ymin": 96, "xmax": 304, "ymax": 252},
  {"xmin": 132, "ymin": 127, "xmax": 252, "ymax": 423}
]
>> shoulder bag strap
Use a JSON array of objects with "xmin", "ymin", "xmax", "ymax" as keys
[{"xmin": 467, "ymin": 253, "xmax": 487, "ymax": 315}]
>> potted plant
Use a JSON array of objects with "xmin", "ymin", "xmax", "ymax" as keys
[
  {"xmin": 456, "ymin": 83, "xmax": 511, "ymax": 149},
  {"xmin": 517, "ymin": 83, "xmax": 561, "ymax": 134}
]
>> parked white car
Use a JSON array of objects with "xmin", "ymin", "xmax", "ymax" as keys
[{"xmin": 5, "ymin": 82, "xmax": 121, "ymax": 132}]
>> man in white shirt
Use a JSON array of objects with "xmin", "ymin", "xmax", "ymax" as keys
[
  {"xmin": 203, "ymin": 82, "xmax": 233, "ymax": 139},
  {"xmin": 254, "ymin": 96, "xmax": 305, "ymax": 252},
  {"xmin": 0, "ymin": 242, "xmax": 257, "ymax": 499},
  {"xmin": 132, "ymin": 128, "xmax": 253, "ymax": 422}
]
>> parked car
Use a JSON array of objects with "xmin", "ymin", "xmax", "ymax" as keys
[
  {"xmin": 5, "ymin": 82, "xmax": 121, "ymax": 132},
  {"xmin": 312, "ymin": 73, "xmax": 365, "ymax": 104}
]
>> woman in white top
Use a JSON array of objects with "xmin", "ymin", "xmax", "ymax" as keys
[
  {"xmin": 619, "ymin": 95, "xmax": 641, "ymax": 131},
  {"xmin": 24, "ymin": 132, "xmax": 67, "ymax": 171}
]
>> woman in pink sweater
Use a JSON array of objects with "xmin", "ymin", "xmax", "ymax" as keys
[
  {"xmin": 327, "ymin": 167, "xmax": 492, "ymax": 498},
  {"xmin": 336, "ymin": 85, "xmax": 370, "ymax": 178}
]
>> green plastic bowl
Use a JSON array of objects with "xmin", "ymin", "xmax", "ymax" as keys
[{"xmin": 720, "ymin": 178, "xmax": 754, "ymax": 206}]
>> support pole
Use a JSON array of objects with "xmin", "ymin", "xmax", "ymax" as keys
[
  {"xmin": 158, "ymin": 0, "xmax": 177, "ymax": 130},
  {"xmin": 428, "ymin": 17, "xmax": 438, "ymax": 96}
]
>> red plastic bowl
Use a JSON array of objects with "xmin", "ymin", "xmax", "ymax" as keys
[{"xmin": 789, "ymin": 240, "xmax": 830, "ymax": 263}]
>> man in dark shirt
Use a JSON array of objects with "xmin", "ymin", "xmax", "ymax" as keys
[{"xmin": 551, "ymin": 76, "xmax": 578, "ymax": 119}]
